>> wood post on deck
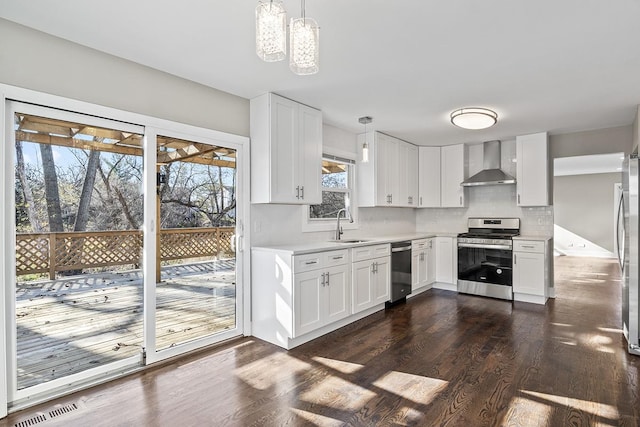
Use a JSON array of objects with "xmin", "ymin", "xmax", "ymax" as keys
[{"xmin": 48, "ymin": 233, "xmax": 56, "ymax": 280}]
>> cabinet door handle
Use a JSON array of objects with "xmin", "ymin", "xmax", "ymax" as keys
[
  {"xmin": 521, "ymin": 245, "xmax": 535, "ymax": 249},
  {"xmin": 305, "ymin": 260, "xmax": 318, "ymax": 265},
  {"xmin": 420, "ymin": 196, "xmax": 423, "ymax": 206},
  {"xmin": 326, "ymin": 272, "xmax": 330, "ymax": 286},
  {"xmin": 390, "ymin": 194, "xmax": 393, "ymax": 204},
  {"xmin": 514, "ymin": 254, "xmax": 517, "ymax": 264},
  {"xmin": 459, "ymin": 196, "xmax": 462, "ymax": 205},
  {"xmin": 332, "ymin": 256, "xmax": 343, "ymax": 260},
  {"xmin": 296, "ymin": 186, "xmax": 300, "ymax": 199},
  {"xmin": 301, "ymin": 186, "xmax": 304, "ymax": 200},
  {"xmin": 371, "ymin": 263, "xmax": 375, "ymax": 273},
  {"xmin": 321, "ymin": 272, "xmax": 326, "ymax": 286},
  {"xmin": 518, "ymin": 194, "xmax": 521, "ymax": 204}
]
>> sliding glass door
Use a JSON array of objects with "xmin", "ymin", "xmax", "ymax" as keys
[
  {"xmin": 8, "ymin": 102, "xmax": 146, "ymax": 401},
  {"xmin": 5, "ymin": 99, "xmax": 246, "ymax": 406},
  {"xmin": 144, "ymin": 130, "xmax": 243, "ymax": 363}
]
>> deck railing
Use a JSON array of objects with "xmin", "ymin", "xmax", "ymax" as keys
[{"xmin": 16, "ymin": 227, "xmax": 235, "ymax": 279}]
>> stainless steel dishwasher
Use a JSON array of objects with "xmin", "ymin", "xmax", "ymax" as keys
[{"xmin": 389, "ymin": 240, "xmax": 412, "ymax": 304}]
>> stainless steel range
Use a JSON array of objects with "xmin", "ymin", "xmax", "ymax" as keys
[{"xmin": 457, "ymin": 218, "xmax": 520, "ymax": 300}]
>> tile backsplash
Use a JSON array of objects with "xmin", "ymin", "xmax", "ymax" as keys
[{"xmin": 415, "ymin": 184, "xmax": 554, "ymax": 236}]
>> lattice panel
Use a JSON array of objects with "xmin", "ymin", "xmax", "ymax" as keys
[
  {"xmin": 16, "ymin": 235, "xmax": 49, "ymax": 274},
  {"xmin": 161, "ymin": 227, "xmax": 235, "ymax": 260},
  {"xmin": 16, "ymin": 227, "xmax": 234, "ymax": 277},
  {"xmin": 55, "ymin": 232, "xmax": 143, "ymax": 271},
  {"xmin": 162, "ymin": 231, "xmax": 215, "ymax": 260},
  {"xmin": 217, "ymin": 230, "xmax": 235, "ymax": 255}
]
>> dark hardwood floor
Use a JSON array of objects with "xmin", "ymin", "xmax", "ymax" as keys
[{"xmin": 2, "ymin": 256, "xmax": 639, "ymax": 426}]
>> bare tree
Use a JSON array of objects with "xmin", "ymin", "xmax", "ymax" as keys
[
  {"xmin": 73, "ymin": 150, "xmax": 100, "ymax": 231},
  {"xmin": 39, "ymin": 144, "xmax": 64, "ymax": 232},
  {"xmin": 15, "ymin": 141, "xmax": 42, "ymax": 232}
]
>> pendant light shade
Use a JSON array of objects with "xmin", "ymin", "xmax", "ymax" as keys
[
  {"xmin": 359, "ymin": 116, "xmax": 372, "ymax": 163},
  {"xmin": 289, "ymin": 17, "xmax": 319, "ymax": 75},
  {"xmin": 450, "ymin": 107, "xmax": 498, "ymax": 130},
  {"xmin": 256, "ymin": 0, "xmax": 287, "ymax": 62}
]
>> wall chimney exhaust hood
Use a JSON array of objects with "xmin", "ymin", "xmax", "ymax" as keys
[{"xmin": 461, "ymin": 140, "xmax": 516, "ymax": 187}]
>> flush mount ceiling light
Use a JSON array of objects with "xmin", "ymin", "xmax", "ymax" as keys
[
  {"xmin": 255, "ymin": 0, "xmax": 287, "ymax": 62},
  {"xmin": 450, "ymin": 107, "xmax": 498, "ymax": 130},
  {"xmin": 290, "ymin": 0, "xmax": 319, "ymax": 75}
]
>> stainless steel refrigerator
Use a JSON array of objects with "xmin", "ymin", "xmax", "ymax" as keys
[{"xmin": 621, "ymin": 153, "xmax": 640, "ymax": 356}]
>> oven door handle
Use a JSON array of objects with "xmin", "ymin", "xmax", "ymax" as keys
[{"xmin": 458, "ymin": 243, "xmax": 512, "ymax": 250}]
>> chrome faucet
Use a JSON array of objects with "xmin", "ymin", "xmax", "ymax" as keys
[{"xmin": 335, "ymin": 208, "xmax": 353, "ymax": 240}]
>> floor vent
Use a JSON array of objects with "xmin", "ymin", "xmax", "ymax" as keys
[
  {"xmin": 49, "ymin": 403, "xmax": 78, "ymax": 418},
  {"xmin": 14, "ymin": 414, "xmax": 47, "ymax": 427}
]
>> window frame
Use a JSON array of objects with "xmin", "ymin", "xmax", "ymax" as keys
[{"xmin": 301, "ymin": 153, "xmax": 358, "ymax": 233}]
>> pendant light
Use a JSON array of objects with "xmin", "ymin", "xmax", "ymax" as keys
[
  {"xmin": 289, "ymin": 0, "xmax": 319, "ymax": 75},
  {"xmin": 256, "ymin": 0, "xmax": 287, "ymax": 62},
  {"xmin": 450, "ymin": 107, "xmax": 498, "ymax": 130},
  {"xmin": 359, "ymin": 116, "xmax": 372, "ymax": 163}
]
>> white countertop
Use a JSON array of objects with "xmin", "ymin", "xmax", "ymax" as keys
[
  {"xmin": 513, "ymin": 235, "xmax": 553, "ymax": 241},
  {"xmin": 252, "ymin": 232, "xmax": 459, "ymax": 255}
]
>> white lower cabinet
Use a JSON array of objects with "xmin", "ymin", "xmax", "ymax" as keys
[
  {"xmin": 412, "ymin": 238, "xmax": 434, "ymax": 291},
  {"xmin": 435, "ymin": 236, "xmax": 456, "ymax": 285},
  {"xmin": 294, "ymin": 265, "xmax": 350, "ymax": 337},
  {"xmin": 252, "ymin": 244, "xmax": 394, "ymax": 350},
  {"xmin": 512, "ymin": 239, "xmax": 550, "ymax": 304},
  {"xmin": 352, "ymin": 244, "xmax": 391, "ymax": 313}
]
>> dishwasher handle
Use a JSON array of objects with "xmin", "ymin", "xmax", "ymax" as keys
[{"xmin": 391, "ymin": 245, "xmax": 412, "ymax": 252}]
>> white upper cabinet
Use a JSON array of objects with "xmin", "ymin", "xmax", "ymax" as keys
[
  {"xmin": 357, "ymin": 131, "xmax": 418, "ymax": 207},
  {"xmin": 440, "ymin": 144, "xmax": 467, "ymax": 208},
  {"xmin": 516, "ymin": 132, "xmax": 550, "ymax": 206},
  {"xmin": 418, "ymin": 146, "xmax": 441, "ymax": 207},
  {"xmin": 250, "ymin": 93, "xmax": 322, "ymax": 204},
  {"xmin": 405, "ymin": 143, "xmax": 419, "ymax": 206}
]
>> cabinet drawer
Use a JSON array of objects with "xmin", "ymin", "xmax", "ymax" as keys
[
  {"xmin": 294, "ymin": 253, "xmax": 324, "ymax": 273},
  {"xmin": 412, "ymin": 239, "xmax": 428, "ymax": 250},
  {"xmin": 352, "ymin": 244, "xmax": 391, "ymax": 262},
  {"xmin": 324, "ymin": 249, "xmax": 349, "ymax": 267},
  {"xmin": 513, "ymin": 240, "xmax": 545, "ymax": 253}
]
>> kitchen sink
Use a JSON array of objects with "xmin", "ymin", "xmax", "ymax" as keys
[{"xmin": 329, "ymin": 239, "xmax": 370, "ymax": 244}]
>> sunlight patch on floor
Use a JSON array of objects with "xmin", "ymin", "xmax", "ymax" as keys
[
  {"xmin": 551, "ymin": 322, "xmax": 573, "ymax": 327},
  {"xmin": 505, "ymin": 394, "xmax": 552, "ymax": 425},
  {"xmin": 520, "ymin": 390, "xmax": 619, "ymax": 421},
  {"xmin": 234, "ymin": 352, "xmax": 311, "ymax": 390},
  {"xmin": 598, "ymin": 326, "xmax": 622, "ymax": 333},
  {"xmin": 312, "ymin": 356, "xmax": 364, "ymax": 374},
  {"xmin": 300, "ymin": 375, "xmax": 376, "ymax": 410},
  {"xmin": 290, "ymin": 408, "xmax": 344, "ymax": 427},
  {"xmin": 372, "ymin": 371, "xmax": 448, "ymax": 406}
]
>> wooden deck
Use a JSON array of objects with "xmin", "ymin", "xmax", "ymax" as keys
[{"xmin": 15, "ymin": 259, "xmax": 236, "ymax": 390}]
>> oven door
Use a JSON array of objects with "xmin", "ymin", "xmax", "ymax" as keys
[{"xmin": 457, "ymin": 244, "xmax": 513, "ymax": 300}]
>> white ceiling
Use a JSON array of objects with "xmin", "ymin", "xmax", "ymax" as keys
[{"xmin": 2, "ymin": 1, "xmax": 640, "ymax": 146}]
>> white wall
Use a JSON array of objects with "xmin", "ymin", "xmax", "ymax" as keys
[
  {"xmin": 0, "ymin": 19, "xmax": 249, "ymax": 137},
  {"xmin": 554, "ymin": 173, "xmax": 620, "ymax": 255},
  {"xmin": 550, "ymin": 126, "xmax": 633, "ymax": 257}
]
